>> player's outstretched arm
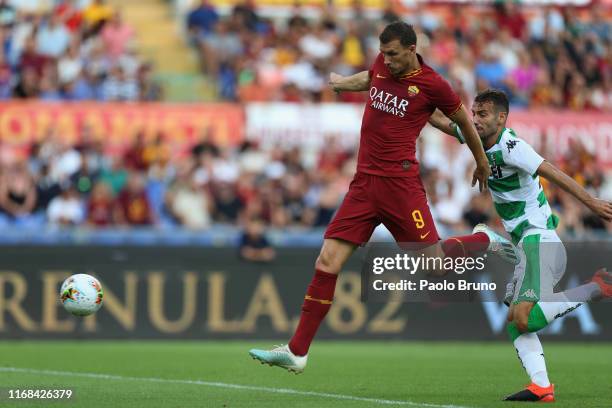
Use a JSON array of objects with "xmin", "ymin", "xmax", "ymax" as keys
[
  {"xmin": 537, "ymin": 160, "xmax": 612, "ymax": 221},
  {"xmin": 329, "ymin": 71, "xmax": 371, "ymax": 93},
  {"xmin": 428, "ymin": 109, "xmax": 456, "ymax": 135},
  {"xmin": 447, "ymin": 105, "xmax": 491, "ymax": 192}
]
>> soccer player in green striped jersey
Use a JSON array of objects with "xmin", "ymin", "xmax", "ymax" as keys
[{"xmin": 429, "ymin": 89, "xmax": 612, "ymax": 402}]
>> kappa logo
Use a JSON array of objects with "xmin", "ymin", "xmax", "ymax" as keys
[
  {"xmin": 506, "ymin": 139, "xmax": 518, "ymax": 153},
  {"xmin": 407, "ymin": 85, "xmax": 420, "ymax": 97},
  {"xmin": 521, "ymin": 289, "xmax": 537, "ymax": 299}
]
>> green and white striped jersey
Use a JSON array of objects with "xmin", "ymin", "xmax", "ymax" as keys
[{"xmin": 454, "ymin": 127, "xmax": 559, "ymax": 244}]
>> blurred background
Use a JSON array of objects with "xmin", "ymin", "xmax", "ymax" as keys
[
  {"xmin": 0, "ymin": 0, "xmax": 610, "ymax": 249},
  {"xmin": 0, "ymin": 0, "xmax": 612, "ymax": 348},
  {"xmin": 0, "ymin": 4, "xmax": 611, "ymax": 406}
]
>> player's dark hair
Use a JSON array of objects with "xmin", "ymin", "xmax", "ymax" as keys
[
  {"xmin": 379, "ymin": 22, "xmax": 417, "ymax": 47},
  {"xmin": 474, "ymin": 89, "xmax": 510, "ymax": 113}
]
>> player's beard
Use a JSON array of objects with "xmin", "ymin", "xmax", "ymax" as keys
[{"xmin": 475, "ymin": 125, "xmax": 494, "ymax": 143}]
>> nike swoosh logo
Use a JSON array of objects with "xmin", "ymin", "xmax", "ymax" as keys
[
  {"xmin": 420, "ymin": 231, "xmax": 431, "ymax": 239},
  {"xmin": 376, "ymin": 74, "xmax": 387, "ymax": 79}
]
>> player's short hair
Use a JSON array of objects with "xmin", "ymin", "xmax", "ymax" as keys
[
  {"xmin": 474, "ymin": 89, "xmax": 510, "ymax": 113},
  {"xmin": 379, "ymin": 22, "xmax": 417, "ymax": 47}
]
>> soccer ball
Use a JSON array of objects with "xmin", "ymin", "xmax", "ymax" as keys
[{"xmin": 60, "ymin": 274, "xmax": 104, "ymax": 316}]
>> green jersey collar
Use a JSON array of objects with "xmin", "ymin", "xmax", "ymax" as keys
[{"xmin": 485, "ymin": 127, "xmax": 506, "ymax": 152}]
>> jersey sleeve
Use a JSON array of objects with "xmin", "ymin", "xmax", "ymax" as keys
[
  {"xmin": 502, "ymin": 137, "xmax": 545, "ymax": 176},
  {"xmin": 429, "ymin": 75, "xmax": 462, "ymax": 116}
]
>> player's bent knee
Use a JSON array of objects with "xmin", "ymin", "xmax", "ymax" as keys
[
  {"xmin": 512, "ymin": 302, "xmax": 534, "ymax": 332},
  {"xmin": 315, "ymin": 239, "xmax": 355, "ymax": 274},
  {"xmin": 514, "ymin": 314, "xmax": 529, "ymax": 333},
  {"xmin": 315, "ymin": 246, "xmax": 342, "ymax": 274},
  {"xmin": 315, "ymin": 253, "xmax": 340, "ymax": 274}
]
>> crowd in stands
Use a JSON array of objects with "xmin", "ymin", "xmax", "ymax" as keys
[
  {"xmin": 0, "ymin": 0, "xmax": 162, "ymax": 101},
  {"xmin": 0, "ymin": 126, "xmax": 610, "ymax": 238},
  {"xmin": 186, "ymin": 1, "xmax": 611, "ymax": 110},
  {"xmin": 0, "ymin": 1, "xmax": 609, "ymax": 239}
]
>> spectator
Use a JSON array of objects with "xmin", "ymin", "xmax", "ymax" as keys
[
  {"xmin": 50, "ymin": 140, "xmax": 82, "ymax": 184},
  {"xmin": 47, "ymin": 185, "xmax": 84, "ymax": 226},
  {"xmin": 340, "ymin": 22, "xmax": 367, "ymax": 70},
  {"xmin": 39, "ymin": 67, "xmax": 62, "ymax": 100},
  {"xmin": 475, "ymin": 49, "xmax": 507, "ymax": 90},
  {"xmin": 13, "ymin": 66, "xmax": 39, "ymax": 98},
  {"xmin": 35, "ymin": 163, "xmax": 62, "ymax": 211},
  {"xmin": 54, "ymin": 0, "xmax": 83, "ymax": 33},
  {"xmin": 191, "ymin": 129, "xmax": 220, "ymax": 159},
  {"xmin": 213, "ymin": 183, "xmax": 242, "ymax": 223},
  {"xmin": 123, "ymin": 131, "xmax": 147, "ymax": 171},
  {"xmin": 186, "ymin": 0, "xmax": 219, "ymax": 44},
  {"xmin": 101, "ymin": 65, "xmax": 138, "ymax": 101},
  {"xmin": 57, "ymin": 39, "xmax": 83, "ymax": 85},
  {"xmin": 239, "ymin": 218, "xmax": 275, "ymax": 262},
  {"xmin": 200, "ymin": 20, "xmax": 243, "ymax": 76},
  {"xmin": 142, "ymin": 132, "xmax": 171, "ymax": 170},
  {"xmin": 0, "ymin": 49, "xmax": 12, "ymax": 99},
  {"xmin": 137, "ymin": 62, "xmax": 163, "ymax": 101},
  {"xmin": 36, "ymin": 13, "xmax": 71, "ymax": 58},
  {"xmin": 507, "ymin": 50, "xmax": 540, "ymax": 106},
  {"xmin": 71, "ymin": 155, "xmax": 99, "ymax": 196},
  {"xmin": 99, "ymin": 156, "xmax": 128, "ymax": 195},
  {"xmin": 82, "ymin": 0, "xmax": 114, "ymax": 34},
  {"xmin": 86, "ymin": 181, "xmax": 115, "ymax": 226},
  {"xmin": 167, "ymin": 169, "xmax": 212, "ymax": 229},
  {"xmin": 0, "ymin": 162, "xmax": 38, "ymax": 224},
  {"xmin": 19, "ymin": 35, "xmax": 49, "ymax": 77},
  {"xmin": 101, "ymin": 11, "xmax": 134, "ymax": 61},
  {"xmin": 232, "ymin": 0, "xmax": 259, "ymax": 33},
  {"xmin": 299, "ymin": 22, "xmax": 336, "ymax": 61},
  {"xmin": 496, "ymin": 2, "xmax": 527, "ymax": 40},
  {"xmin": 114, "ymin": 171, "xmax": 153, "ymax": 226},
  {"xmin": 0, "ymin": 0, "xmax": 16, "ymax": 27},
  {"xmin": 64, "ymin": 70, "xmax": 97, "ymax": 100}
]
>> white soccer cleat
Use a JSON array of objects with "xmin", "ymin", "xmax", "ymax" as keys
[
  {"xmin": 249, "ymin": 344, "xmax": 307, "ymax": 374},
  {"xmin": 473, "ymin": 224, "xmax": 521, "ymax": 265}
]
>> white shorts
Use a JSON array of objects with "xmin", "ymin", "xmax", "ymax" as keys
[{"xmin": 505, "ymin": 228, "xmax": 567, "ymax": 304}]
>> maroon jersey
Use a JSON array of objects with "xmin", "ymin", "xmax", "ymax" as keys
[{"xmin": 357, "ymin": 53, "xmax": 462, "ymax": 177}]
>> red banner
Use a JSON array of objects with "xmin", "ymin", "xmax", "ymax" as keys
[
  {"xmin": 507, "ymin": 111, "xmax": 612, "ymax": 167},
  {"xmin": 0, "ymin": 102, "xmax": 244, "ymax": 156},
  {"xmin": 0, "ymin": 103, "xmax": 610, "ymax": 167}
]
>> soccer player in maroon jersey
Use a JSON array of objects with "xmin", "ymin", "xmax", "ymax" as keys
[{"xmin": 249, "ymin": 22, "xmax": 516, "ymax": 373}]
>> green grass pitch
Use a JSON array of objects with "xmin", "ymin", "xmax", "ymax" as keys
[{"xmin": 0, "ymin": 341, "xmax": 610, "ymax": 407}]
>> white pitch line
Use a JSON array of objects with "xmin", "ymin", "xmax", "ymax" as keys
[{"xmin": 0, "ymin": 366, "xmax": 472, "ymax": 408}]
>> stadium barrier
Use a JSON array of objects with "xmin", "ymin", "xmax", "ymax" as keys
[{"xmin": 0, "ymin": 246, "xmax": 609, "ymax": 340}]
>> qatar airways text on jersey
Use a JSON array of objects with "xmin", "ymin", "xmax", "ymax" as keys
[{"xmin": 369, "ymin": 86, "xmax": 410, "ymax": 118}]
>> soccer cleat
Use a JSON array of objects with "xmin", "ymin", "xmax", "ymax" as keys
[
  {"xmin": 504, "ymin": 383, "xmax": 555, "ymax": 402},
  {"xmin": 473, "ymin": 224, "xmax": 521, "ymax": 265},
  {"xmin": 249, "ymin": 344, "xmax": 307, "ymax": 374},
  {"xmin": 591, "ymin": 268, "xmax": 612, "ymax": 298}
]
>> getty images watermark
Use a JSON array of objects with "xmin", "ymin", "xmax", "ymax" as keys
[
  {"xmin": 371, "ymin": 252, "xmax": 491, "ymax": 292},
  {"xmin": 360, "ymin": 243, "xmax": 515, "ymax": 303},
  {"xmin": 360, "ymin": 241, "xmax": 612, "ymax": 303}
]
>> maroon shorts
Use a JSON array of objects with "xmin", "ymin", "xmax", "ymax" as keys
[{"xmin": 324, "ymin": 172, "xmax": 440, "ymax": 245}]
